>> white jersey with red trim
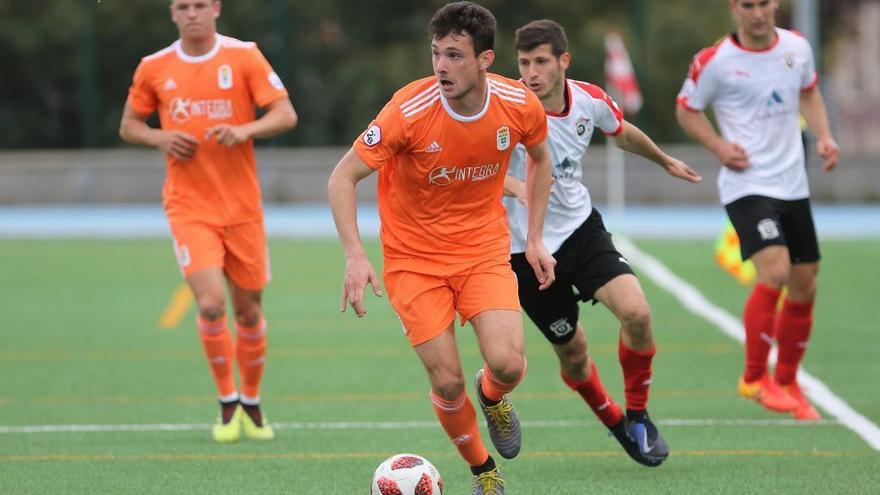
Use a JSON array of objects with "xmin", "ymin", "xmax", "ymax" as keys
[
  {"xmin": 506, "ymin": 79, "xmax": 623, "ymax": 254},
  {"xmin": 677, "ymin": 27, "xmax": 818, "ymax": 205}
]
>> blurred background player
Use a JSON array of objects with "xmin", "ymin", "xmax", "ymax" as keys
[
  {"xmin": 676, "ymin": 0, "xmax": 838, "ymax": 420},
  {"xmin": 504, "ymin": 19, "xmax": 701, "ymax": 467},
  {"xmin": 119, "ymin": 0, "xmax": 298, "ymax": 441},
  {"xmin": 327, "ymin": 3, "xmax": 555, "ymax": 493}
]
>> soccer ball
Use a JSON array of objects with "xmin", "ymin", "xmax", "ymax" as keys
[{"xmin": 371, "ymin": 453, "xmax": 443, "ymax": 495}]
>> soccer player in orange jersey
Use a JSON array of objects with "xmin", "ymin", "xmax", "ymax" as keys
[
  {"xmin": 119, "ymin": 0, "xmax": 297, "ymax": 443},
  {"xmin": 328, "ymin": 3, "xmax": 555, "ymax": 493}
]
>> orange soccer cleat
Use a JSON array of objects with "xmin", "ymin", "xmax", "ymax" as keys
[
  {"xmin": 784, "ymin": 382, "xmax": 822, "ymax": 421},
  {"xmin": 738, "ymin": 374, "xmax": 800, "ymax": 413}
]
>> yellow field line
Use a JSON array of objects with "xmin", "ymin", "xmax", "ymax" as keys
[
  {"xmin": 0, "ymin": 449, "xmax": 870, "ymax": 463},
  {"xmin": 158, "ymin": 283, "xmax": 193, "ymax": 329}
]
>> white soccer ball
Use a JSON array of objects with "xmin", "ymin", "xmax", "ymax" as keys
[{"xmin": 371, "ymin": 453, "xmax": 443, "ymax": 495}]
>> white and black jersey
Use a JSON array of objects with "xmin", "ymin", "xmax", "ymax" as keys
[
  {"xmin": 677, "ymin": 28, "xmax": 819, "ymax": 205},
  {"xmin": 505, "ymin": 79, "xmax": 623, "ymax": 254}
]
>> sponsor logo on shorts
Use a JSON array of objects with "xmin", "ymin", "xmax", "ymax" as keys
[
  {"xmin": 757, "ymin": 218, "xmax": 780, "ymax": 240},
  {"xmin": 619, "ymin": 256, "xmax": 629, "ymax": 264},
  {"xmin": 176, "ymin": 244, "xmax": 191, "ymax": 268},
  {"xmin": 549, "ymin": 318, "xmax": 574, "ymax": 337}
]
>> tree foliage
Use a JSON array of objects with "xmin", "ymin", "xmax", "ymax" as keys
[{"xmin": 0, "ymin": 0, "xmax": 841, "ymax": 147}]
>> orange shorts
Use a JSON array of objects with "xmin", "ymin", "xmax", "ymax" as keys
[
  {"xmin": 168, "ymin": 218, "xmax": 270, "ymax": 291},
  {"xmin": 383, "ymin": 256, "xmax": 520, "ymax": 346}
]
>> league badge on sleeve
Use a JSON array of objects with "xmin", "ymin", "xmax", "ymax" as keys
[
  {"xmin": 496, "ymin": 126, "xmax": 510, "ymax": 151},
  {"xmin": 364, "ymin": 124, "xmax": 382, "ymax": 147}
]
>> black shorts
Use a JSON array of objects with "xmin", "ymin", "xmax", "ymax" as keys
[
  {"xmin": 724, "ymin": 195, "xmax": 820, "ymax": 263},
  {"xmin": 510, "ymin": 209, "xmax": 634, "ymax": 345}
]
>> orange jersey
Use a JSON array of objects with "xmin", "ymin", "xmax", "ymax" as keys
[
  {"xmin": 127, "ymin": 34, "xmax": 289, "ymax": 224},
  {"xmin": 354, "ymin": 74, "xmax": 548, "ymax": 265}
]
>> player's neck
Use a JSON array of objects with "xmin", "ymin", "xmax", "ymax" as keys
[
  {"xmin": 541, "ymin": 81, "xmax": 567, "ymax": 114},
  {"xmin": 736, "ymin": 27, "xmax": 777, "ymax": 50},
  {"xmin": 179, "ymin": 32, "xmax": 218, "ymax": 57},
  {"xmin": 446, "ymin": 76, "xmax": 488, "ymax": 117}
]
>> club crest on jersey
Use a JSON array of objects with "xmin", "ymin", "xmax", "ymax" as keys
[
  {"xmin": 363, "ymin": 124, "xmax": 381, "ymax": 147},
  {"xmin": 575, "ymin": 117, "xmax": 592, "ymax": 137},
  {"xmin": 218, "ymin": 65, "xmax": 233, "ymax": 90},
  {"xmin": 783, "ymin": 52, "xmax": 795, "ymax": 69},
  {"xmin": 496, "ymin": 126, "xmax": 510, "ymax": 151}
]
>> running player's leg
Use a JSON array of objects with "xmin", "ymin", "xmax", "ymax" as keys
[
  {"xmin": 224, "ymin": 220, "xmax": 272, "ymax": 437},
  {"xmin": 726, "ymin": 196, "xmax": 799, "ymax": 412},
  {"xmin": 171, "ymin": 219, "xmax": 241, "ymax": 441},
  {"xmin": 773, "ymin": 198, "xmax": 822, "ymax": 419},
  {"xmin": 593, "ymin": 273, "xmax": 668, "ymax": 466},
  {"xmin": 456, "ymin": 258, "xmax": 526, "ymax": 461},
  {"xmin": 385, "ymin": 264, "xmax": 499, "ymax": 487}
]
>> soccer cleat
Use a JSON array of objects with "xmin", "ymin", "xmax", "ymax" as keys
[
  {"xmin": 738, "ymin": 374, "xmax": 800, "ymax": 413},
  {"xmin": 609, "ymin": 418, "xmax": 663, "ymax": 467},
  {"xmin": 212, "ymin": 405, "xmax": 243, "ymax": 443},
  {"xmin": 474, "ymin": 369, "xmax": 521, "ymax": 459},
  {"xmin": 241, "ymin": 407, "xmax": 275, "ymax": 440},
  {"xmin": 623, "ymin": 412, "xmax": 669, "ymax": 466},
  {"xmin": 784, "ymin": 382, "xmax": 821, "ymax": 421},
  {"xmin": 472, "ymin": 466, "xmax": 505, "ymax": 495}
]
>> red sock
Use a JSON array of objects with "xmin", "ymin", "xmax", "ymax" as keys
[
  {"xmin": 743, "ymin": 284, "xmax": 782, "ymax": 382},
  {"xmin": 561, "ymin": 360, "xmax": 623, "ymax": 427},
  {"xmin": 431, "ymin": 390, "xmax": 489, "ymax": 467},
  {"xmin": 619, "ymin": 339, "xmax": 655, "ymax": 411},
  {"xmin": 480, "ymin": 359, "xmax": 527, "ymax": 402},
  {"xmin": 774, "ymin": 299, "xmax": 813, "ymax": 386},
  {"xmin": 236, "ymin": 318, "xmax": 267, "ymax": 403},
  {"xmin": 197, "ymin": 315, "xmax": 237, "ymax": 399}
]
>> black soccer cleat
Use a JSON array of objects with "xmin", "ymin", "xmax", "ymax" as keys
[{"xmin": 608, "ymin": 414, "xmax": 669, "ymax": 467}]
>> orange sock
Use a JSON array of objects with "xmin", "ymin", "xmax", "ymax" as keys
[
  {"xmin": 236, "ymin": 318, "xmax": 267, "ymax": 403},
  {"xmin": 480, "ymin": 359, "xmax": 527, "ymax": 402},
  {"xmin": 197, "ymin": 315, "xmax": 237, "ymax": 399},
  {"xmin": 431, "ymin": 390, "xmax": 490, "ymax": 467}
]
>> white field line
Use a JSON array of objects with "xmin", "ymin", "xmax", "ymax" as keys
[
  {"xmin": 616, "ymin": 236, "xmax": 880, "ymax": 451},
  {"xmin": 0, "ymin": 418, "xmax": 839, "ymax": 434}
]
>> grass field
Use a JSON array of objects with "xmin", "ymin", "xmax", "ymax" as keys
[{"xmin": 1, "ymin": 238, "xmax": 878, "ymax": 493}]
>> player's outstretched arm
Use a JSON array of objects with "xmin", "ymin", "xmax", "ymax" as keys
[
  {"xmin": 328, "ymin": 148, "xmax": 383, "ymax": 317},
  {"xmin": 206, "ymin": 98, "xmax": 298, "ymax": 147},
  {"xmin": 799, "ymin": 87, "xmax": 839, "ymax": 172},
  {"xmin": 119, "ymin": 103, "xmax": 199, "ymax": 161},
  {"xmin": 523, "ymin": 139, "xmax": 556, "ymax": 290},
  {"xmin": 675, "ymin": 104, "xmax": 749, "ymax": 171},
  {"xmin": 503, "ymin": 175, "xmax": 528, "ymax": 206},
  {"xmin": 613, "ymin": 120, "xmax": 702, "ymax": 183}
]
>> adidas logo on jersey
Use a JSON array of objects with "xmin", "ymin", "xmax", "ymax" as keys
[
  {"xmin": 163, "ymin": 78, "xmax": 177, "ymax": 91},
  {"xmin": 424, "ymin": 141, "xmax": 442, "ymax": 153}
]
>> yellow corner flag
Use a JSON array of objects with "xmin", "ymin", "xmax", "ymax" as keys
[{"xmin": 715, "ymin": 220, "xmax": 755, "ymax": 285}]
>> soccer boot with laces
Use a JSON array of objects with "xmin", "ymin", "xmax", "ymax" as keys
[
  {"xmin": 608, "ymin": 417, "xmax": 663, "ymax": 467},
  {"xmin": 241, "ymin": 404, "xmax": 275, "ymax": 440},
  {"xmin": 472, "ymin": 466, "xmax": 505, "ymax": 495},
  {"xmin": 474, "ymin": 369, "xmax": 521, "ymax": 459}
]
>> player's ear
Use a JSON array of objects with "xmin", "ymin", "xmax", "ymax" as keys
[
  {"xmin": 559, "ymin": 52, "xmax": 571, "ymax": 71},
  {"xmin": 478, "ymin": 50, "xmax": 495, "ymax": 71},
  {"xmin": 213, "ymin": 0, "xmax": 222, "ymax": 18}
]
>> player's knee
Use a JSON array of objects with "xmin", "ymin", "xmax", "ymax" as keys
[
  {"xmin": 490, "ymin": 355, "xmax": 526, "ymax": 384},
  {"xmin": 196, "ymin": 297, "xmax": 226, "ymax": 321},
  {"xmin": 620, "ymin": 303, "xmax": 652, "ymax": 333},
  {"xmin": 234, "ymin": 307, "xmax": 262, "ymax": 328},
  {"xmin": 432, "ymin": 377, "xmax": 465, "ymax": 401}
]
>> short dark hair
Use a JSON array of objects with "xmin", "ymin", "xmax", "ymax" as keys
[
  {"xmin": 514, "ymin": 19, "xmax": 568, "ymax": 57},
  {"xmin": 428, "ymin": 2, "xmax": 496, "ymax": 55}
]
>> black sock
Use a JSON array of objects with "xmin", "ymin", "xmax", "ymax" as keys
[
  {"xmin": 470, "ymin": 455, "xmax": 497, "ymax": 476},
  {"xmin": 220, "ymin": 398, "xmax": 239, "ymax": 424},
  {"xmin": 242, "ymin": 403, "xmax": 263, "ymax": 427},
  {"xmin": 626, "ymin": 409, "xmax": 647, "ymax": 421},
  {"xmin": 478, "ymin": 383, "xmax": 501, "ymax": 407}
]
